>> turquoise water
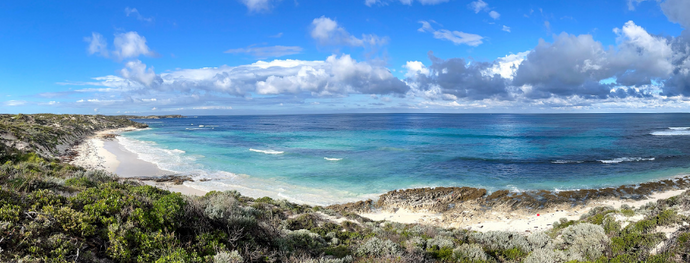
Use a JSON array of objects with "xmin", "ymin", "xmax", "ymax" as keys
[{"xmin": 119, "ymin": 114, "xmax": 690, "ymax": 205}]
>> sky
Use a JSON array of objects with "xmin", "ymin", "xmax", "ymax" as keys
[{"xmin": 1, "ymin": 0, "xmax": 690, "ymax": 115}]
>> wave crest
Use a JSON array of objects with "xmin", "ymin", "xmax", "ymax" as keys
[
  {"xmin": 249, "ymin": 148, "xmax": 284, "ymax": 154},
  {"xmin": 599, "ymin": 157, "xmax": 655, "ymax": 164}
]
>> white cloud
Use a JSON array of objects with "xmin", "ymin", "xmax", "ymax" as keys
[
  {"xmin": 310, "ymin": 16, "xmax": 387, "ymax": 47},
  {"xmin": 84, "ymin": 32, "xmax": 108, "ymax": 57},
  {"xmin": 433, "ymin": 30, "xmax": 483, "ymax": 46},
  {"xmin": 468, "ymin": 1, "xmax": 501, "ymax": 20},
  {"xmin": 502, "ymin": 25, "xmax": 511, "ymax": 32},
  {"xmin": 418, "ymin": 21, "xmax": 483, "ymax": 46},
  {"xmin": 403, "ymin": 61, "xmax": 430, "ymax": 78},
  {"xmin": 484, "ymin": 51, "xmax": 529, "ymax": 79},
  {"xmin": 239, "ymin": 0, "xmax": 277, "ymax": 12},
  {"xmin": 85, "ymin": 31, "xmax": 155, "ymax": 61},
  {"xmin": 4, "ymin": 100, "xmax": 27, "ymax": 106},
  {"xmin": 627, "ymin": 0, "xmax": 651, "ymax": 10},
  {"xmin": 124, "ymin": 7, "xmax": 153, "ymax": 22},
  {"xmin": 192, "ymin": 106, "xmax": 233, "ymax": 110},
  {"xmin": 83, "ymin": 54, "xmax": 409, "ymax": 97},
  {"xmin": 365, "ymin": 0, "xmax": 449, "ymax": 6},
  {"xmin": 112, "ymin": 32, "xmax": 155, "ymax": 60},
  {"xmin": 613, "ymin": 21, "xmax": 673, "ymax": 78},
  {"xmin": 225, "ymin": 45, "xmax": 302, "ymax": 58},
  {"xmin": 489, "ymin": 11, "xmax": 500, "ymax": 19},
  {"xmin": 120, "ymin": 60, "xmax": 160, "ymax": 86},
  {"xmin": 269, "ymin": 32, "xmax": 283, "ymax": 38},
  {"xmin": 469, "ymin": 0, "xmax": 488, "ymax": 13}
]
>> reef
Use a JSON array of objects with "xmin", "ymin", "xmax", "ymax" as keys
[{"xmin": 328, "ymin": 176, "xmax": 690, "ymax": 214}]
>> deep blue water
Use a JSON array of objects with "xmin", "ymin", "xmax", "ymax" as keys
[{"xmin": 120, "ymin": 114, "xmax": 690, "ymax": 205}]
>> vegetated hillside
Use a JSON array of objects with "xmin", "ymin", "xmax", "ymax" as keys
[
  {"xmin": 2, "ymin": 115, "xmax": 690, "ymax": 262},
  {"xmin": 0, "ymin": 114, "xmax": 147, "ymax": 159}
]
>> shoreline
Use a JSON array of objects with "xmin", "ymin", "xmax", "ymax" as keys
[
  {"xmin": 69, "ymin": 127, "xmax": 690, "ymax": 232},
  {"xmin": 69, "ymin": 127, "xmax": 208, "ymax": 197}
]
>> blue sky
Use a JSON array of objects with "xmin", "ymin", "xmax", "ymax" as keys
[{"xmin": 1, "ymin": 0, "xmax": 689, "ymax": 115}]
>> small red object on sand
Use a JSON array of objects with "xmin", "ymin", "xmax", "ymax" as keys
[{"xmin": 537, "ymin": 214, "xmax": 540, "ymax": 216}]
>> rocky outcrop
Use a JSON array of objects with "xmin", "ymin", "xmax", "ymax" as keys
[{"xmin": 328, "ymin": 175, "xmax": 690, "ymax": 215}]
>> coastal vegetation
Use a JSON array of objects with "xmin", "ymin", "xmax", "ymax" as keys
[{"xmin": 1, "ymin": 114, "xmax": 690, "ymax": 262}]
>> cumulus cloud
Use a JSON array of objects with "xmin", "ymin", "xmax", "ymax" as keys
[
  {"xmin": 310, "ymin": 16, "xmax": 387, "ymax": 47},
  {"xmin": 502, "ymin": 25, "xmax": 511, "ymax": 32},
  {"xmin": 365, "ymin": 0, "xmax": 449, "ymax": 6},
  {"xmin": 660, "ymin": 0, "xmax": 690, "ymax": 29},
  {"xmin": 124, "ymin": 7, "xmax": 153, "ymax": 22},
  {"xmin": 512, "ymin": 33, "xmax": 614, "ymax": 99},
  {"xmin": 112, "ymin": 32, "xmax": 156, "ymax": 60},
  {"xmin": 403, "ymin": 20, "xmax": 677, "ymax": 104},
  {"xmin": 418, "ymin": 21, "xmax": 483, "ymax": 46},
  {"xmin": 85, "ymin": 32, "xmax": 108, "ymax": 57},
  {"xmin": 85, "ymin": 31, "xmax": 155, "ymax": 61},
  {"xmin": 86, "ymin": 54, "xmax": 409, "ymax": 97},
  {"xmin": 405, "ymin": 51, "xmax": 511, "ymax": 101},
  {"xmin": 224, "ymin": 45, "xmax": 302, "ymax": 58},
  {"xmin": 512, "ymin": 21, "xmax": 672, "ymax": 99},
  {"xmin": 239, "ymin": 0, "xmax": 278, "ymax": 12},
  {"xmin": 120, "ymin": 60, "xmax": 160, "ymax": 87},
  {"xmin": 469, "ymin": 0, "xmax": 488, "ymax": 13}
]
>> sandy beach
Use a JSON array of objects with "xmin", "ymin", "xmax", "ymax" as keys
[{"xmin": 70, "ymin": 128, "xmax": 207, "ymax": 196}]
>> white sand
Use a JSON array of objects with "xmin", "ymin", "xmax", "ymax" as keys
[
  {"xmin": 70, "ymin": 129, "xmax": 124, "ymax": 173},
  {"xmin": 360, "ymin": 208, "xmax": 444, "ymax": 225},
  {"xmin": 70, "ymin": 127, "xmax": 209, "ymax": 197}
]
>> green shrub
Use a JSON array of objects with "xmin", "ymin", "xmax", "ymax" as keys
[
  {"xmin": 152, "ymin": 193, "xmax": 186, "ymax": 230},
  {"xmin": 0, "ymin": 204, "xmax": 21, "ymax": 222},
  {"xmin": 42, "ymin": 205, "xmax": 96, "ymax": 236},
  {"xmin": 284, "ymin": 229, "xmax": 326, "ymax": 251}
]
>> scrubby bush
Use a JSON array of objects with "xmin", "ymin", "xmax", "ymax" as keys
[
  {"xmin": 427, "ymin": 235, "xmax": 455, "ymax": 249},
  {"xmin": 527, "ymin": 231, "xmax": 551, "ymax": 250},
  {"xmin": 453, "ymin": 243, "xmax": 489, "ymax": 261},
  {"xmin": 523, "ymin": 248, "xmax": 569, "ymax": 263},
  {"xmin": 560, "ymin": 223, "xmax": 609, "ymax": 260},
  {"xmin": 214, "ymin": 250, "xmax": 243, "ymax": 263},
  {"xmin": 470, "ymin": 231, "xmax": 530, "ymax": 252},
  {"xmin": 356, "ymin": 237, "xmax": 402, "ymax": 257}
]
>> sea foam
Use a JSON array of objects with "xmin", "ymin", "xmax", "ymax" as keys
[
  {"xmin": 599, "ymin": 157, "xmax": 655, "ymax": 164},
  {"xmin": 651, "ymin": 127, "xmax": 690, "ymax": 136},
  {"xmin": 249, "ymin": 148, "xmax": 284, "ymax": 154},
  {"xmin": 324, "ymin": 157, "xmax": 342, "ymax": 161}
]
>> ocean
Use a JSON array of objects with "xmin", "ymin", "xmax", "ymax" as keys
[{"xmin": 120, "ymin": 114, "xmax": 690, "ymax": 205}]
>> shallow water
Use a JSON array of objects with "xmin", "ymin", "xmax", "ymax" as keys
[{"xmin": 121, "ymin": 114, "xmax": 690, "ymax": 205}]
